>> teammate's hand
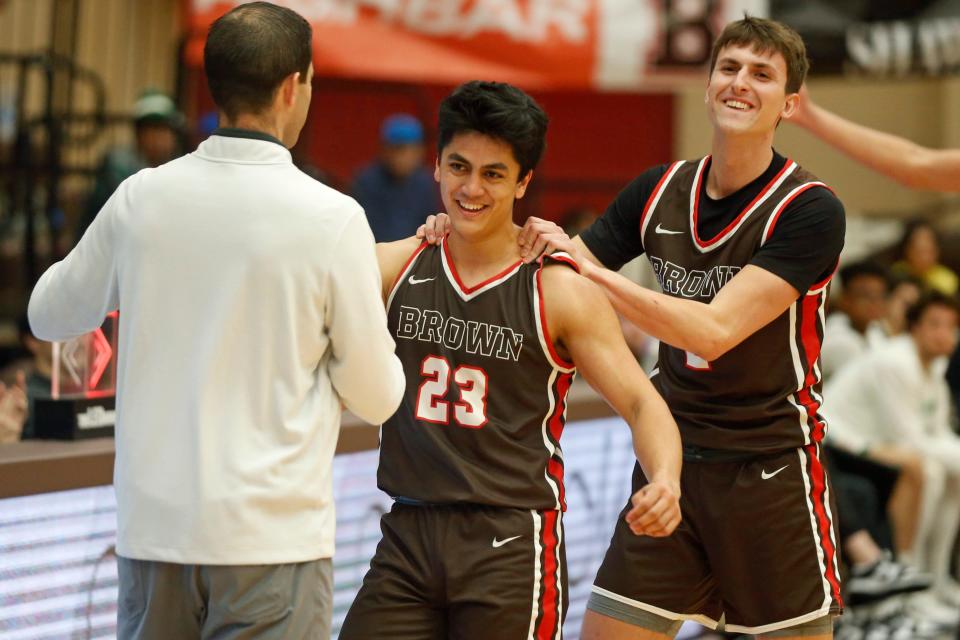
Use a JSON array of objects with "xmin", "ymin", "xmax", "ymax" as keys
[
  {"xmin": 518, "ymin": 217, "xmax": 577, "ymax": 265},
  {"xmin": 624, "ymin": 478, "xmax": 681, "ymax": 537},
  {"xmin": 415, "ymin": 213, "xmax": 451, "ymax": 245}
]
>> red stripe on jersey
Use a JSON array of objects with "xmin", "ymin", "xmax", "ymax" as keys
[
  {"xmin": 693, "ymin": 158, "xmax": 793, "ymax": 249},
  {"xmin": 387, "ymin": 241, "xmax": 429, "ymax": 300},
  {"xmin": 545, "ymin": 372, "xmax": 573, "ymax": 511},
  {"xmin": 539, "ymin": 252, "xmax": 581, "ymax": 273},
  {"xmin": 804, "ymin": 443, "xmax": 844, "ymax": 608},
  {"xmin": 762, "ymin": 182, "xmax": 832, "ymax": 245},
  {"xmin": 442, "ymin": 237, "xmax": 522, "ymax": 294},
  {"xmin": 639, "ymin": 161, "xmax": 682, "ymax": 246},
  {"xmin": 536, "ymin": 268, "xmax": 576, "ymax": 370},
  {"xmin": 807, "ymin": 262, "xmax": 838, "ymax": 295},
  {"xmin": 797, "ymin": 292, "xmax": 827, "ymax": 442},
  {"xmin": 536, "ymin": 510, "xmax": 561, "ymax": 640}
]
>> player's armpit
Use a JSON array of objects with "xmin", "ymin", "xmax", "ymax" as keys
[
  {"xmin": 540, "ymin": 265, "xmax": 682, "ymax": 534},
  {"xmin": 376, "ymin": 236, "xmax": 427, "ymax": 302}
]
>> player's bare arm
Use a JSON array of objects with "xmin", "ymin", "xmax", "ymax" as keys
[
  {"xmin": 375, "ymin": 235, "xmax": 424, "ymax": 302},
  {"xmin": 540, "ymin": 263, "xmax": 682, "ymax": 537},
  {"xmin": 791, "ymin": 86, "xmax": 960, "ymax": 192},
  {"xmin": 516, "ymin": 218, "xmax": 801, "ymax": 362},
  {"xmin": 585, "ymin": 263, "xmax": 800, "ymax": 362}
]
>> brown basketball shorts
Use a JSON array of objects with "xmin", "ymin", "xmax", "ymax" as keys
[
  {"xmin": 340, "ymin": 502, "xmax": 568, "ymax": 640},
  {"xmin": 588, "ymin": 444, "xmax": 843, "ymax": 636}
]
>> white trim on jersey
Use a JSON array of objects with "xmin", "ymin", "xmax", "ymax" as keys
[
  {"xmin": 386, "ymin": 243, "xmax": 428, "ymax": 312},
  {"xmin": 689, "ymin": 158, "xmax": 799, "ymax": 254},
  {"xmin": 440, "ymin": 239, "xmax": 524, "ymax": 302},
  {"xmin": 640, "ymin": 161, "xmax": 685, "ymax": 247},
  {"xmin": 554, "ymin": 512, "xmax": 564, "ymax": 640},
  {"xmin": 807, "ymin": 277, "xmax": 832, "ymax": 296},
  {"xmin": 526, "ymin": 510, "xmax": 544, "ymax": 640},
  {"xmin": 538, "ymin": 369, "xmax": 563, "ymax": 510},
  {"xmin": 787, "ymin": 301, "xmax": 813, "ymax": 445},
  {"xmin": 723, "ymin": 603, "xmax": 833, "ymax": 635},
  {"xmin": 796, "ymin": 447, "xmax": 834, "ymax": 614},
  {"xmin": 759, "ymin": 181, "xmax": 829, "ymax": 248},
  {"xmin": 532, "ymin": 258, "xmax": 577, "ymax": 374},
  {"xmin": 590, "ymin": 586, "xmax": 721, "ymax": 630}
]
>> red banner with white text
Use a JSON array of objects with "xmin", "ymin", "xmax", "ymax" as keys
[{"xmin": 185, "ymin": 0, "xmax": 756, "ymax": 91}]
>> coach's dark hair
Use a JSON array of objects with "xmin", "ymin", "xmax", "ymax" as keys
[
  {"xmin": 204, "ymin": 2, "xmax": 312, "ymax": 120},
  {"xmin": 709, "ymin": 15, "xmax": 809, "ymax": 94},
  {"xmin": 906, "ymin": 290, "xmax": 960, "ymax": 330},
  {"xmin": 839, "ymin": 261, "xmax": 890, "ymax": 291},
  {"xmin": 437, "ymin": 81, "xmax": 548, "ymax": 181}
]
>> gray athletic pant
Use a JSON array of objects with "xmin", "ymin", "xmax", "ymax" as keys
[{"xmin": 117, "ymin": 555, "xmax": 332, "ymax": 640}]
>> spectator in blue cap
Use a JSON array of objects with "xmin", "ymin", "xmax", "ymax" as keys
[{"xmin": 351, "ymin": 113, "xmax": 440, "ymax": 242}]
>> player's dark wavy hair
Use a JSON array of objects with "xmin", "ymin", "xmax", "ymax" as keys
[
  {"xmin": 204, "ymin": 1, "xmax": 312, "ymax": 120},
  {"xmin": 437, "ymin": 81, "xmax": 548, "ymax": 181}
]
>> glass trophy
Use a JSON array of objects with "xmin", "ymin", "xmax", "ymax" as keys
[{"xmin": 34, "ymin": 312, "xmax": 118, "ymax": 439}]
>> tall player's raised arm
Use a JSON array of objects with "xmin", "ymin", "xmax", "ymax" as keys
[
  {"xmin": 376, "ymin": 236, "xmax": 425, "ymax": 302},
  {"xmin": 541, "ymin": 265, "xmax": 682, "ymax": 537}
]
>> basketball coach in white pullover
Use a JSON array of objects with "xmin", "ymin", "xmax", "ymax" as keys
[{"xmin": 27, "ymin": 3, "xmax": 405, "ymax": 638}]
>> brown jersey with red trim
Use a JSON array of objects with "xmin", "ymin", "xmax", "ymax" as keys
[
  {"xmin": 640, "ymin": 157, "xmax": 834, "ymax": 454},
  {"xmin": 378, "ymin": 240, "xmax": 577, "ymax": 510}
]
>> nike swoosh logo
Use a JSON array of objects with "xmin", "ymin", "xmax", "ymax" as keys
[
  {"xmin": 492, "ymin": 535, "xmax": 522, "ymax": 548},
  {"xmin": 761, "ymin": 465, "xmax": 788, "ymax": 480},
  {"xmin": 408, "ymin": 276, "xmax": 436, "ymax": 285},
  {"xmin": 655, "ymin": 223, "xmax": 683, "ymax": 235}
]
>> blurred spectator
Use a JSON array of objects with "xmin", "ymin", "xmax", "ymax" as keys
[
  {"xmin": 891, "ymin": 219, "xmax": 958, "ymax": 296},
  {"xmin": 560, "ymin": 206, "xmax": 600, "ymax": 237},
  {"xmin": 14, "ymin": 314, "xmax": 52, "ymax": 440},
  {"xmin": 825, "ymin": 293, "xmax": 960, "ymax": 623},
  {"xmin": 821, "ymin": 261, "xmax": 889, "ymax": 380},
  {"xmin": 76, "ymin": 90, "xmax": 184, "ymax": 242},
  {"xmin": 0, "ymin": 370, "xmax": 26, "ymax": 444},
  {"xmin": 877, "ymin": 274, "xmax": 924, "ymax": 339},
  {"xmin": 351, "ymin": 113, "xmax": 440, "ymax": 242}
]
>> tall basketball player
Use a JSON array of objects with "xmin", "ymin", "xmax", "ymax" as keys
[
  {"xmin": 339, "ymin": 81, "xmax": 683, "ymax": 640},
  {"xmin": 515, "ymin": 17, "xmax": 846, "ymax": 640}
]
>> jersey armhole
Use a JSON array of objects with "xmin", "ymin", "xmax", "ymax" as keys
[
  {"xmin": 386, "ymin": 241, "xmax": 429, "ymax": 311},
  {"xmin": 534, "ymin": 256, "xmax": 578, "ymax": 372}
]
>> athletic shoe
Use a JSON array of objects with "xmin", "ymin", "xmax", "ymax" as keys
[
  {"xmin": 934, "ymin": 577, "xmax": 960, "ymax": 608},
  {"xmin": 906, "ymin": 590, "xmax": 960, "ymax": 627},
  {"xmin": 847, "ymin": 552, "xmax": 933, "ymax": 604}
]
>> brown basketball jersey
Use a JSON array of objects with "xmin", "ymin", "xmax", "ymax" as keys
[
  {"xmin": 641, "ymin": 157, "xmax": 834, "ymax": 454},
  {"xmin": 378, "ymin": 239, "xmax": 578, "ymax": 510}
]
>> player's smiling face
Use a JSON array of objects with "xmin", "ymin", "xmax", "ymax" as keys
[
  {"xmin": 706, "ymin": 44, "xmax": 798, "ymax": 136},
  {"xmin": 435, "ymin": 131, "xmax": 531, "ymax": 235}
]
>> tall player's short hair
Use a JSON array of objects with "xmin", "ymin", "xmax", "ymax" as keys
[
  {"xmin": 204, "ymin": 2, "xmax": 312, "ymax": 120},
  {"xmin": 437, "ymin": 81, "xmax": 548, "ymax": 182},
  {"xmin": 709, "ymin": 16, "xmax": 809, "ymax": 94},
  {"xmin": 906, "ymin": 291, "xmax": 960, "ymax": 330}
]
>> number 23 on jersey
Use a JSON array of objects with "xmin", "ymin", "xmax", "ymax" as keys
[{"xmin": 415, "ymin": 355, "xmax": 489, "ymax": 428}]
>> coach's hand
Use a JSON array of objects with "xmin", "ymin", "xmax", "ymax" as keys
[
  {"xmin": 624, "ymin": 478, "xmax": 681, "ymax": 537},
  {"xmin": 415, "ymin": 213, "xmax": 451, "ymax": 245}
]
